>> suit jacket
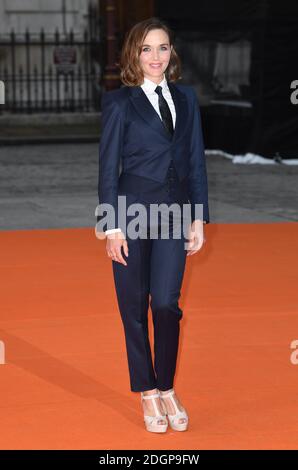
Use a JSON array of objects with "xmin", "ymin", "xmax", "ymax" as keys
[{"xmin": 97, "ymin": 81, "xmax": 210, "ymax": 232}]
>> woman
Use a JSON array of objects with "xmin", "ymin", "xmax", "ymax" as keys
[{"xmin": 97, "ymin": 17, "xmax": 209, "ymax": 433}]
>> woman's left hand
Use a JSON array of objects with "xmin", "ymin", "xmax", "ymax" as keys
[{"xmin": 186, "ymin": 219, "xmax": 206, "ymax": 256}]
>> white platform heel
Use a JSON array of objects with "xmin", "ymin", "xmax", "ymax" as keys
[
  {"xmin": 159, "ymin": 389, "xmax": 189, "ymax": 431},
  {"xmin": 141, "ymin": 392, "xmax": 168, "ymax": 433}
]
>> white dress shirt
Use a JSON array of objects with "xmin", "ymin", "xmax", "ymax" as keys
[
  {"xmin": 105, "ymin": 73, "xmax": 176, "ymax": 235},
  {"xmin": 140, "ymin": 73, "xmax": 176, "ymax": 129}
]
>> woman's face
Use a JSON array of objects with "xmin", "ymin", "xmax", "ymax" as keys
[{"xmin": 139, "ymin": 28, "xmax": 173, "ymax": 84}]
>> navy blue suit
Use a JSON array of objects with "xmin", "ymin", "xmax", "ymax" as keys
[{"xmin": 97, "ymin": 81, "xmax": 210, "ymax": 392}]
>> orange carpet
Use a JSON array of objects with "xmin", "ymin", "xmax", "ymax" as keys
[{"xmin": 0, "ymin": 222, "xmax": 298, "ymax": 450}]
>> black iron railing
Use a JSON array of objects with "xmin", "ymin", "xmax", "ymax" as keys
[{"xmin": 0, "ymin": 2, "xmax": 102, "ymax": 113}]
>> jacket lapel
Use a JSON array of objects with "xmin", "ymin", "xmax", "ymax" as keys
[{"xmin": 128, "ymin": 81, "xmax": 188, "ymax": 142}]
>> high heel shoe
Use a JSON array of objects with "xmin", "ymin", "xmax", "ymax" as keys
[
  {"xmin": 141, "ymin": 391, "xmax": 168, "ymax": 433},
  {"xmin": 159, "ymin": 389, "xmax": 189, "ymax": 431}
]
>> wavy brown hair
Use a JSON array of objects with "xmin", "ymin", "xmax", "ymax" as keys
[{"xmin": 116, "ymin": 17, "xmax": 182, "ymax": 86}]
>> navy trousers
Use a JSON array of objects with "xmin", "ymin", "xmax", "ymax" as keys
[{"xmin": 112, "ymin": 160, "xmax": 189, "ymax": 392}]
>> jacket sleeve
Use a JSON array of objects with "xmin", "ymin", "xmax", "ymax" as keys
[
  {"xmin": 187, "ymin": 88, "xmax": 210, "ymax": 224},
  {"xmin": 96, "ymin": 91, "xmax": 124, "ymax": 233}
]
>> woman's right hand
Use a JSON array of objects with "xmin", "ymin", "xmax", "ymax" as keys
[{"xmin": 106, "ymin": 231, "xmax": 128, "ymax": 266}]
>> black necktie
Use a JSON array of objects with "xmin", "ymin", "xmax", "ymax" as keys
[{"xmin": 154, "ymin": 85, "xmax": 174, "ymax": 136}]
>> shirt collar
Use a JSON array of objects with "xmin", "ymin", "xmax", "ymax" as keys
[{"xmin": 140, "ymin": 73, "xmax": 168, "ymax": 95}]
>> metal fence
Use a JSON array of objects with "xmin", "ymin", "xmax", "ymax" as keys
[{"xmin": 0, "ymin": 2, "xmax": 102, "ymax": 113}]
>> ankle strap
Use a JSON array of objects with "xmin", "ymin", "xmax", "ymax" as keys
[
  {"xmin": 141, "ymin": 392, "xmax": 160, "ymax": 399},
  {"xmin": 159, "ymin": 389, "xmax": 175, "ymax": 398}
]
